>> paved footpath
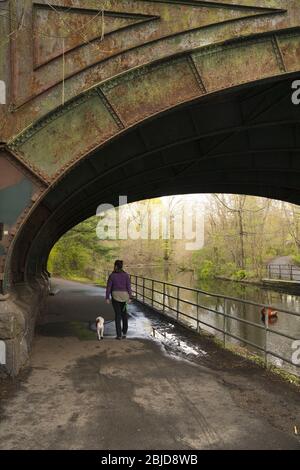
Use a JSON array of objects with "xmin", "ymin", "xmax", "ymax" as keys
[{"xmin": 0, "ymin": 278, "xmax": 299, "ymax": 450}]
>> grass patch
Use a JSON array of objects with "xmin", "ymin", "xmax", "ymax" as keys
[
  {"xmin": 63, "ymin": 275, "xmax": 94, "ymax": 284},
  {"xmin": 210, "ymin": 334, "xmax": 300, "ymax": 387},
  {"xmin": 58, "ymin": 274, "xmax": 107, "ymax": 288},
  {"xmin": 37, "ymin": 321, "xmax": 96, "ymax": 341},
  {"xmin": 69, "ymin": 321, "xmax": 96, "ymax": 340}
]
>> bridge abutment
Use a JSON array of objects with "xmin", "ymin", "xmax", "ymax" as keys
[{"xmin": 0, "ymin": 277, "xmax": 49, "ymax": 376}]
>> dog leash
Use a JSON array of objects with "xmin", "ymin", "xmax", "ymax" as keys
[{"xmin": 98, "ymin": 302, "xmax": 129, "ymax": 325}]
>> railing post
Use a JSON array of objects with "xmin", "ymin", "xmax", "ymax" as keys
[
  {"xmin": 264, "ymin": 309, "xmax": 269, "ymax": 366},
  {"xmin": 135, "ymin": 276, "xmax": 138, "ymax": 300},
  {"xmin": 130, "ymin": 274, "xmax": 299, "ymax": 373},
  {"xmin": 176, "ymin": 286, "xmax": 180, "ymax": 321},
  {"xmin": 151, "ymin": 279, "xmax": 154, "ymax": 307},
  {"xmin": 279, "ymin": 265, "xmax": 282, "ymax": 280},
  {"xmin": 196, "ymin": 291, "xmax": 199, "ymax": 333},
  {"xmin": 290, "ymin": 265, "xmax": 293, "ymax": 281},
  {"xmin": 268, "ymin": 265, "xmax": 271, "ymax": 279},
  {"xmin": 223, "ymin": 298, "xmax": 227, "ymax": 346}
]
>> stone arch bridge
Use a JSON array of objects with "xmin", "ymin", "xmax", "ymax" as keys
[{"xmin": 0, "ymin": 0, "xmax": 300, "ymax": 374}]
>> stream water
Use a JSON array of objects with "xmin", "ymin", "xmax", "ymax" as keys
[{"xmin": 129, "ymin": 266, "xmax": 300, "ymax": 376}]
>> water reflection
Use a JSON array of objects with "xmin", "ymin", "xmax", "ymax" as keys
[{"xmin": 131, "ymin": 265, "xmax": 300, "ymax": 376}]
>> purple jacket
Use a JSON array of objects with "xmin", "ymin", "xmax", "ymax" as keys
[{"xmin": 106, "ymin": 271, "xmax": 132, "ymax": 300}]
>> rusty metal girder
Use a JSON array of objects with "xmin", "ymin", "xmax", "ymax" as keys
[
  {"xmin": 0, "ymin": 0, "xmax": 298, "ymax": 176},
  {"xmin": 0, "ymin": 1, "xmax": 298, "ymax": 139}
]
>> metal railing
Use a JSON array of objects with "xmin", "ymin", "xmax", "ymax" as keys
[
  {"xmin": 265, "ymin": 264, "xmax": 300, "ymax": 282},
  {"xmin": 130, "ymin": 274, "xmax": 300, "ymax": 374}
]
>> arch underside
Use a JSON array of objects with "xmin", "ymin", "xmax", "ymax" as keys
[{"xmin": 12, "ymin": 76, "xmax": 300, "ymax": 281}]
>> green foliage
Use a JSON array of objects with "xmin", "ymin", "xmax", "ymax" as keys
[
  {"xmin": 198, "ymin": 260, "xmax": 215, "ymax": 279},
  {"xmin": 232, "ymin": 270, "xmax": 247, "ymax": 281},
  {"xmin": 292, "ymin": 254, "xmax": 300, "ymax": 266},
  {"xmin": 265, "ymin": 247, "xmax": 279, "ymax": 258},
  {"xmin": 192, "ymin": 195, "xmax": 300, "ymax": 281},
  {"xmin": 219, "ymin": 262, "xmax": 236, "ymax": 277},
  {"xmin": 47, "ymin": 195, "xmax": 300, "ymax": 285},
  {"xmin": 48, "ymin": 217, "xmax": 115, "ymax": 281}
]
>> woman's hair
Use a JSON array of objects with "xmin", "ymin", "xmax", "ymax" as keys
[{"xmin": 114, "ymin": 260, "xmax": 124, "ymax": 272}]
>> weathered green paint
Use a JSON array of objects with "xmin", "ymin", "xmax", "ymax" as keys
[
  {"xmin": 2, "ymin": 0, "xmax": 298, "ymax": 142},
  {"xmin": 0, "ymin": 178, "xmax": 33, "ymax": 226},
  {"xmin": 192, "ymin": 39, "xmax": 281, "ymax": 92},
  {"xmin": 7, "ymin": 29, "xmax": 299, "ymax": 183},
  {"xmin": 19, "ymin": 93, "xmax": 119, "ymax": 178},
  {"xmin": 278, "ymin": 33, "xmax": 300, "ymax": 71},
  {"xmin": 102, "ymin": 58, "xmax": 201, "ymax": 126}
]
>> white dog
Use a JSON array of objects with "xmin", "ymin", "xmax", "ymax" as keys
[{"xmin": 96, "ymin": 316, "xmax": 105, "ymax": 340}]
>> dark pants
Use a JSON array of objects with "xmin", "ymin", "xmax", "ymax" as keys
[{"xmin": 112, "ymin": 299, "xmax": 128, "ymax": 338}]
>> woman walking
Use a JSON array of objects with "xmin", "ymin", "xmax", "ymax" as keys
[{"xmin": 106, "ymin": 260, "xmax": 132, "ymax": 339}]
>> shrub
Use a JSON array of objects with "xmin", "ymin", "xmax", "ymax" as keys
[
  {"xmin": 198, "ymin": 260, "xmax": 215, "ymax": 279},
  {"xmin": 292, "ymin": 254, "xmax": 300, "ymax": 266},
  {"xmin": 232, "ymin": 269, "xmax": 247, "ymax": 281}
]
